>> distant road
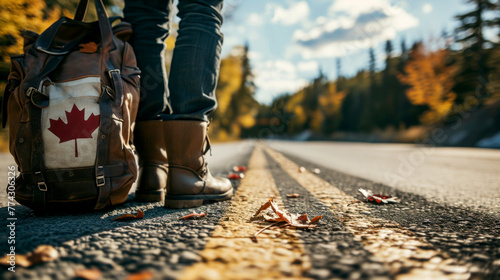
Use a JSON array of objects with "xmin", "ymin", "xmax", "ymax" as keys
[{"xmin": 267, "ymin": 141, "xmax": 500, "ymax": 215}]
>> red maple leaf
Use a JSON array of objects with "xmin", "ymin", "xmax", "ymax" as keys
[{"xmin": 48, "ymin": 104, "xmax": 100, "ymax": 157}]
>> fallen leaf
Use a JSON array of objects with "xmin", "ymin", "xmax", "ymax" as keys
[
  {"xmin": 358, "ymin": 188, "xmax": 400, "ymax": 204},
  {"xmin": 74, "ymin": 268, "xmax": 102, "ymax": 280},
  {"xmin": 113, "ymin": 209, "xmax": 144, "ymax": 221},
  {"xmin": 228, "ymin": 173, "xmax": 244, "ymax": 180},
  {"xmin": 179, "ymin": 212, "xmax": 206, "ymax": 220},
  {"xmin": 126, "ymin": 270, "xmax": 154, "ymax": 280},
  {"xmin": 310, "ymin": 216, "xmax": 323, "ymax": 224},
  {"xmin": 286, "ymin": 193, "xmax": 300, "ymax": 198},
  {"xmin": 297, "ymin": 213, "xmax": 308, "ymax": 221},
  {"xmin": 298, "ymin": 166, "xmax": 306, "ymax": 173},
  {"xmin": 232, "ymin": 166, "xmax": 247, "ymax": 172},
  {"xmin": 0, "ymin": 245, "xmax": 59, "ymax": 268},
  {"xmin": 15, "ymin": 255, "xmax": 32, "ymax": 267},
  {"xmin": 252, "ymin": 198, "xmax": 323, "ymax": 239},
  {"xmin": 79, "ymin": 42, "xmax": 99, "ymax": 53},
  {"xmin": 0, "ymin": 254, "xmax": 31, "ymax": 267},
  {"xmin": 30, "ymin": 245, "xmax": 59, "ymax": 264}
]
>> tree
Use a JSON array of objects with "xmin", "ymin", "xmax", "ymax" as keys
[
  {"xmin": 0, "ymin": 0, "xmax": 67, "ymax": 61},
  {"xmin": 211, "ymin": 45, "xmax": 259, "ymax": 140},
  {"xmin": 454, "ymin": 0, "xmax": 498, "ymax": 103},
  {"xmin": 336, "ymin": 58, "xmax": 345, "ymax": 91},
  {"xmin": 398, "ymin": 43, "xmax": 457, "ymax": 124}
]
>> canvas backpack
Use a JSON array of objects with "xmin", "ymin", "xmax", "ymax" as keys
[{"xmin": 1, "ymin": 0, "xmax": 140, "ymax": 215}]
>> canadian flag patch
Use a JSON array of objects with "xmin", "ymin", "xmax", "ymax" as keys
[
  {"xmin": 48, "ymin": 104, "xmax": 100, "ymax": 158},
  {"xmin": 41, "ymin": 77, "xmax": 101, "ymax": 169}
]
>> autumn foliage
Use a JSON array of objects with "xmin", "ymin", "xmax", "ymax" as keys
[
  {"xmin": 0, "ymin": 0, "xmax": 69, "ymax": 61},
  {"xmin": 398, "ymin": 43, "xmax": 457, "ymax": 124}
]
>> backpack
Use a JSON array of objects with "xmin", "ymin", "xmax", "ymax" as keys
[{"xmin": 1, "ymin": 0, "xmax": 140, "ymax": 215}]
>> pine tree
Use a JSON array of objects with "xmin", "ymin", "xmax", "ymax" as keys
[
  {"xmin": 381, "ymin": 40, "xmax": 399, "ymax": 127},
  {"xmin": 360, "ymin": 48, "xmax": 377, "ymax": 130},
  {"xmin": 454, "ymin": 0, "xmax": 498, "ymax": 103},
  {"xmin": 336, "ymin": 58, "xmax": 344, "ymax": 91},
  {"xmin": 224, "ymin": 44, "xmax": 258, "ymax": 138}
]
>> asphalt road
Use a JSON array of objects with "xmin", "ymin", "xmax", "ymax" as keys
[
  {"xmin": 268, "ymin": 141, "xmax": 500, "ymax": 216},
  {"xmin": 0, "ymin": 141, "xmax": 498, "ymax": 279}
]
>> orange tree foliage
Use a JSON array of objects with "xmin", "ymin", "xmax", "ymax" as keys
[
  {"xmin": 0, "ymin": 0, "xmax": 70, "ymax": 61},
  {"xmin": 398, "ymin": 43, "xmax": 457, "ymax": 124}
]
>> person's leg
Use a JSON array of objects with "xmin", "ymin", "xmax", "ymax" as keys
[
  {"xmin": 163, "ymin": 0, "xmax": 232, "ymax": 208},
  {"xmin": 124, "ymin": 0, "xmax": 173, "ymax": 121},
  {"xmin": 162, "ymin": 0, "xmax": 224, "ymax": 121},
  {"xmin": 123, "ymin": 0, "xmax": 173, "ymax": 202}
]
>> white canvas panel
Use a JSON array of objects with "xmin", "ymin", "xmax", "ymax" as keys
[{"xmin": 41, "ymin": 77, "xmax": 101, "ymax": 169}]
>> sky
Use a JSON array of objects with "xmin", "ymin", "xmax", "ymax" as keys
[{"xmin": 217, "ymin": 0, "xmax": 481, "ymax": 104}]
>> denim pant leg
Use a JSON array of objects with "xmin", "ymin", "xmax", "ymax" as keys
[
  {"xmin": 123, "ymin": 0, "xmax": 173, "ymax": 121},
  {"xmin": 163, "ymin": 0, "xmax": 224, "ymax": 122}
]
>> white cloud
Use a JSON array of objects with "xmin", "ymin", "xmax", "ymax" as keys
[
  {"xmin": 295, "ymin": 0, "xmax": 419, "ymax": 58},
  {"xmin": 422, "ymin": 3, "xmax": 433, "ymax": 14},
  {"xmin": 247, "ymin": 13, "xmax": 263, "ymax": 26},
  {"xmin": 248, "ymin": 51, "xmax": 262, "ymax": 61},
  {"xmin": 269, "ymin": 1, "xmax": 310, "ymax": 26},
  {"xmin": 297, "ymin": 61, "xmax": 319, "ymax": 73},
  {"xmin": 329, "ymin": 0, "xmax": 390, "ymax": 18},
  {"xmin": 253, "ymin": 59, "xmax": 308, "ymax": 104}
]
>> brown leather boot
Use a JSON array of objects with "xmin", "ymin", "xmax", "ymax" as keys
[
  {"xmin": 164, "ymin": 120, "xmax": 233, "ymax": 208},
  {"xmin": 133, "ymin": 121, "xmax": 168, "ymax": 202}
]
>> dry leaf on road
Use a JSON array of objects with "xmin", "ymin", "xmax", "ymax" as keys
[
  {"xmin": 286, "ymin": 193, "xmax": 300, "ymax": 198},
  {"xmin": 228, "ymin": 173, "xmax": 245, "ymax": 180},
  {"xmin": 126, "ymin": 270, "xmax": 154, "ymax": 280},
  {"xmin": 74, "ymin": 268, "xmax": 102, "ymax": 280},
  {"xmin": 252, "ymin": 198, "xmax": 323, "ymax": 239},
  {"xmin": 113, "ymin": 209, "xmax": 144, "ymax": 221},
  {"xmin": 232, "ymin": 166, "xmax": 247, "ymax": 172},
  {"xmin": 358, "ymin": 188, "xmax": 401, "ymax": 204},
  {"xmin": 179, "ymin": 212, "xmax": 207, "ymax": 220},
  {"xmin": 0, "ymin": 245, "xmax": 59, "ymax": 268}
]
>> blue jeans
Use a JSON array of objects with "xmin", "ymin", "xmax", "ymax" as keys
[{"xmin": 123, "ymin": 0, "xmax": 223, "ymax": 122}]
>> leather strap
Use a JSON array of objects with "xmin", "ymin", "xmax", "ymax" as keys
[
  {"xmin": 93, "ymin": 50, "xmax": 124, "ymax": 209},
  {"xmin": 1, "ymin": 79, "xmax": 17, "ymax": 128},
  {"xmin": 34, "ymin": 17, "xmax": 75, "ymax": 56},
  {"xmin": 93, "ymin": 0, "xmax": 116, "ymax": 53},
  {"xmin": 29, "ymin": 97, "xmax": 47, "ymax": 216},
  {"xmin": 21, "ymin": 165, "xmax": 125, "ymax": 184},
  {"xmin": 74, "ymin": 0, "xmax": 89, "ymax": 21},
  {"xmin": 27, "ymin": 55, "xmax": 67, "ymax": 216},
  {"xmin": 93, "ymin": 85, "xmax": 114, "ymax": 209},
  {"xmin": 106, "ymin": 59, "xmax": 124, "ymax": 106}
]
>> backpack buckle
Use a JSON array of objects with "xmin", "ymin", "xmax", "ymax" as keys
[
  {"xmin": 37, "ymin": 182, "xmax": 48, "ymax": 192},
  {"xmin": 96, "ymin": 166, "xmax": 105, "ymax": 187},
  {"xmin": 34, "ymin": 171, "xmax": 48, "ymax": 192},
  {"xmin": 96, "ymin": 175, "xmax": 105, "ymax": 187},
  {"xmin": 107, "ymin": 69, "xmax": 120, "ymax": 79}
]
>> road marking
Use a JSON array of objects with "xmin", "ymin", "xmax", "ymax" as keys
[
  {"xmin": 265, "ymin": 146, "xmax": 471, "ymax": 280},
  {"xmin": 180, "ymin": 146, "xmax": 312, "ymax": 280}
]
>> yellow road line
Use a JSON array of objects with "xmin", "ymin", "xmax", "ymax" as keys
[
  {"xmin": 265, "ymin": 146, "xmax": 471, "ymax": 280},
  {"xmin": 180, "ymin": 146, "xmax": 312, "ymax": 280}
]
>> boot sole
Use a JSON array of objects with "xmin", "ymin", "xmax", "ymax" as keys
[
  {"xmin": 164, "ymin": 189, "xmax": 233, "ymax": 209},
  {"xmin": 134, "ymin": 189, "xmax": 165, "ymax": 202}
]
